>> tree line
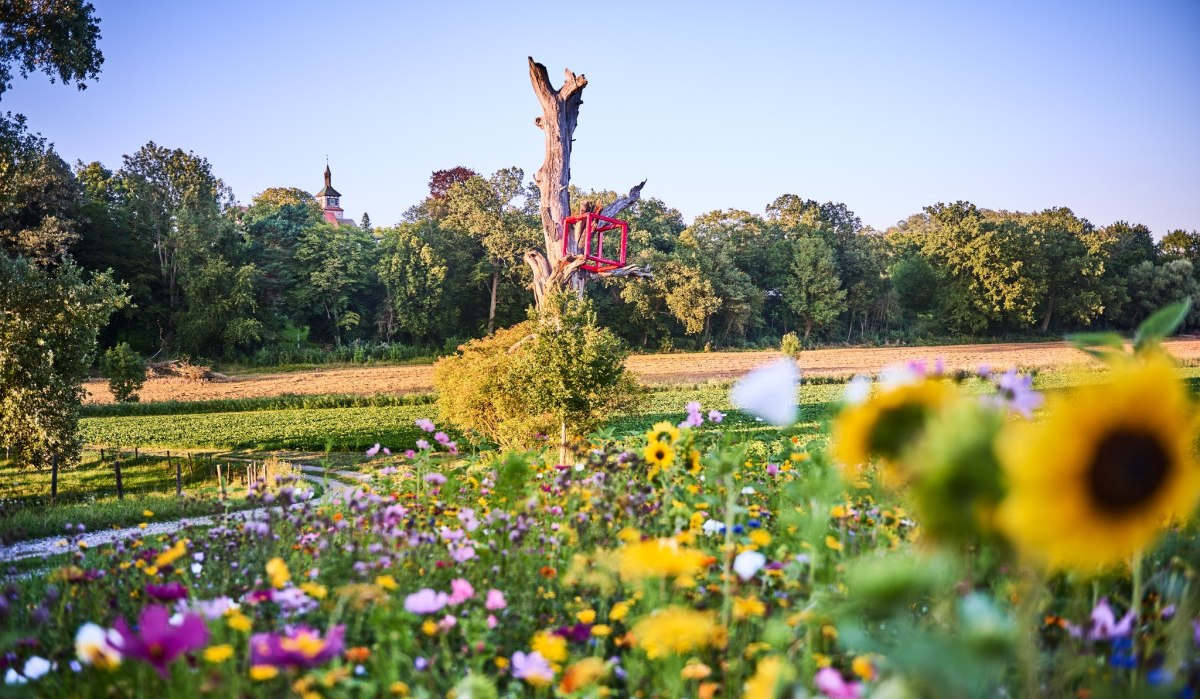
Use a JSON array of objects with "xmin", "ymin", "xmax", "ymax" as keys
[{"xmin": 8, "ymin": 123, "xmax": 1200, "ymax": 365}]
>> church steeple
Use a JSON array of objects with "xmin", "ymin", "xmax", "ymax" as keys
[{"xmin": 316, "ymin": 162, "xmax": 346, "ymax": 225}]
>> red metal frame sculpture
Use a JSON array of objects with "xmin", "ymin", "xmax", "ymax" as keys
[{"xmin": 561, "ymin": 213, "xmax": 629, "ymax": 273}]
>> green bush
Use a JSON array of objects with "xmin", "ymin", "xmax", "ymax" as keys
[
  {"xmin": 781, "ymin": 331, "xmax": 803, "ymax": 356},
  {"xmin": 101, "ymin": 342, "xmax": 146, "ymax": 402},
  {"xmin": 434, "ymin": 296, "xmax": 639, "ymax": 450}
]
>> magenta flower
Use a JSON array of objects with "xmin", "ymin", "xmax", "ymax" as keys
[
  {"xmin": 415, "ymin": 418, "xmax": 436, "ymax": 433},
  {"xmin": 144, "ymin": 582, "xmax": 188, "ymax": 602},
  {"xmin": 111, "ymin": 605, "xmax": 209, "ymax": 678},
  {"xmin": 365, "ymin": 443, "xmax": 381, "ymax": 457},
  {"xmin": 814, "ymin": 667, "xmax": 863, "ymax": 699},
  {"xmin": 434, "ymin": 431, "xmax": 451, "ymax": 445},
  {"xmin": 450, "ymin": 545, "xmax": 476, "ymax": 563},
  {"xmin": 404, "ymin": 589, "xmax": 449, "ymax": 615},
  {"xmin": 250, "ymin": 625, "xmax": 345, "ymax": 669},
  {"xmin": 448, "ymin": 578, "xmax": 474, "ymax": 606},
  {"xmin": 485, "ymin": 589, "xmax": 507, "ymax": 611}
]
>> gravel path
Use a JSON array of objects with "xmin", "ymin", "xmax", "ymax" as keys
[{"xmin": 0, "ymin": 464, "xmax": 372, "ymax": 566}]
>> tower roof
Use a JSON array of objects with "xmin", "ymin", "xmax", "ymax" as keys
[{"xmin": 317, "ymin": 164, "xmax": 341, "ymax": 198}]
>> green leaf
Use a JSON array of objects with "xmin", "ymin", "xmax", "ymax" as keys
[
  {"xmin": 1065, "ymin": 332, "xmax": 1126, "ymax": 364},
  {"xmin": 1134, "ymin": 300, "xmax": 1192, "ymax": 353}
]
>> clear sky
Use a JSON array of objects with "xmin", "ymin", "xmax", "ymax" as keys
[{"xmin": 5, "ymin": 0, "xmax": 1198, "ymax": 236}]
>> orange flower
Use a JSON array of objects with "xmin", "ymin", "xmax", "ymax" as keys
[
  {"xmin": 344, "ymin": 647, "xmax": 371, "ymax": 664},
  {"xmin": 539, "ymin": 566, "xmax": 557, "ymax": 579}
]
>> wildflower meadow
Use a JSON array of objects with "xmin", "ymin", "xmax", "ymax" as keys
[{"xmin": 2, "ymin": 305, "xmax": 1198, "ymax": 698}]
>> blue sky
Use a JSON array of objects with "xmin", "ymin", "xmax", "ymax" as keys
[{"xmin": 5, "ymin": 0, "xmax": 1198, "ymax": 236}]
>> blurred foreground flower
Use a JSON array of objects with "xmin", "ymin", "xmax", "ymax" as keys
[
  {"xmin": 112, "ymin": 606, "xmax": 209, "ymax": 678},
  {"xmin": 997, "ymin": 355, "xmax": 1200, "ymax": 571},
  {"xmin": 250, "ymin": 625, "xmax": 345, "ymax": 670},
  {"xmin": 731, "ymin": 357, "xmax": 799, "ymax": 426}
]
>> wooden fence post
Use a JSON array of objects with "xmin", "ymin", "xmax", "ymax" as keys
[
  {"xmin": 172, "ymin": 451, "xmax": 182, "ymax": 497},
  {"xmin": 114, "ymin": 455, "xmax": 124, "ymax": 500},
  {"xmin": 216, "ymin": 463, "xmax": 226, "ymax": 499},
  {"xmin": 50, "ymin": 453, "xmax": 59, "ymax": 504}
]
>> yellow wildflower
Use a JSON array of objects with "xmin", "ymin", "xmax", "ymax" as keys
[
  {"xmin": 203, "ymin": 644, "xmax": 234, "ymax": 664},
  {"xmin": 266, "ymin": 557, "xmax": 290, "ymax": 589},
  {"xmin": 249, "ymin": 665, "xmax": 279, "ymax": 681},
  {"xmin": 630, "ymin": 607, "xmax": 716, "ymax": 659},
  {"xmin": 531, "ymin": 630, "xmax": 568, "ymax": 663}
]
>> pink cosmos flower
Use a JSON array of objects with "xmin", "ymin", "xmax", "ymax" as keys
[
  {"xmin": 438, "ymin": 614, "xmax": 457, "ymax": 631},
  {"xmin": 485, "ymin": 589, "xmax": 507, "ymax": 611},
  {"xmin": 416, "ymin": 439, "xmax": 431, "ymax": 451},
  {"xmin": 403, "ymin": 589, "xmax": 449, "ymax": 615},
  {"xmin": 144, "ymin": 582, "xmax": 188, "ymax": 602},
  {"xmin": 814, "ymin": 667, "xmax": 863, "ymax": 699},
  {"xmin": 424, "ymin": 472, "xmax": 447, "ymax": 485},
  {"xmin": 708, "ymin": 409, "xmax": 725, "ymax": 423},
  {"xmin": 365, "ymin": 443, "xmax": 381, "ymax": 458},
  {"xmin": 448, "ymin": 578, "xmax": 475, "ymax": 606},
  {"xmin": 415, "ymin": 418, "xmax": 436, "ymax": 432},
  {"xmin": 434, "ymin": 431, "xmax": 451, "ymax": 445},
  {"xmin": 111, "ymin": 605, "xmax": 209, "ymax": 679},
  {"xmin": 450, "ymin": 545, "xmax": 476, "ymax": 563},
  {"xmin": 487, "ymin": 614, "xmax": 498, "ymax": 629}
]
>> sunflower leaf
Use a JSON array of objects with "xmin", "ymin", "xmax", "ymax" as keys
[
  {"xmin": 1065, "ymin": 332, "xmax": 1126, "ymax": 363},
  {"xmin": 1134, "ymin": 300, "xmax": 1192, "ymax": 353}
]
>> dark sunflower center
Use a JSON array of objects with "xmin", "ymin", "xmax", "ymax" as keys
[
  {"xmin": 654, "ymin": 448, "xmax": 667, "ymax": 461},
  {"xmin": 868, "ymin": 404, "xmax": 928, "ymax": 458},
  {"xmin": 1086, "ymin": 430, "xmax": 1170, "ymax": 514}
]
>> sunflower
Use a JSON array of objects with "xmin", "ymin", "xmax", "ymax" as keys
[
  {"xmin": 643, "ymin": 440, "xmax": 676, "ymax": 477},
  {"xmin": 645, "ymin": 421, "xmax": 681, "ymax": 445},
  {"xmin": 831, "ymin": 379, "xmax": 956, "ymax": 483},
  {"xmin": 996, "ymin": 355, "xmax": 1200, "ymax": 571}
]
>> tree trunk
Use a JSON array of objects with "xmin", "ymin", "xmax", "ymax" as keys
[
  {"xmin": 804, "ymin": 318, "xmax": 813, "ymax": 342},
  {"xmin": 1040, "ymin": 290, "xmax": 1056, "ymax": 332},
  {"xmin": 524, "ymin": 57, "xmax": 647, "ymax": 310},
  {"xmin": 487, "ymin": 263, "xmax": 499, "ymax": 335}
]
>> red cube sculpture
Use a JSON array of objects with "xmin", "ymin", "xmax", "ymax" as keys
[{"xmin": 561, "ymin": 213, "xmax": 629, "ymax": 273}]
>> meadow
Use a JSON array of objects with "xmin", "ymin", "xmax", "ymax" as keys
[{"xmin": 4, "ymin": 341, "xmax": 1200, "ymax": 698}]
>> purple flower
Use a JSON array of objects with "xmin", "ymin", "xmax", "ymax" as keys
[
  {"xmin": 416, "ymin": 439, "xmax": 431, "ymax": 451},
  {"xmin": 511, "ymin": 650, "xmax": 555, "ymax": 684},
  {"xmin": 249, "ymin": 625, "xmax": 345, "ymax": 669},
  {"xmin": 434, "ymin": 431, "xmax": 451, "ymax": 445},
  {"xmin": 415, "ymin": 418, "xmax": 436, "ymax": 433},
  {"xmin": 144, "ymin": 582, "xmax": 188, "ymax": 602},
  {"xmin": 424, "ymin": 472, "xmax": 447, "ymax": 485},
  {"xmin": 678, "ymin": 412, "xmax": 704, "ymax": 429},
  {"xmin": 987, "ymin": 369, "xmax": 1044, "ymax": 417},
  {"xmin": 365, "ymin": 443, "xmax": 381, "ymax": 458},
  {"xmin": 450, "ymin": 545, "xmax": 476, "ymax": 563},
  {"xmin": 111, "ymin": 605, "xmax": 209, "ymax": 679},
  {"xmin": 555, "ymin": 623, "xmax": 592, "ymax": 644},
  {"xmin": 708, "ymin": 409, "xmax": 725, "ymax": 423},
  {"xmin": 404, "ymin": 589, "xmax": 449, "ymax": 615},
  {"xmin": 1088, "ymin": 598, "xmax": 1135, "ymax": 641}
]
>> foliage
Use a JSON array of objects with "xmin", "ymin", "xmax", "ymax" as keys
[
  {"xmin": 0, "ymin": 112, "xmax": 80, "ymax": 263},
  {"xmin": 780, "ymin": 331, "xmax": 802, "ymax": 357},
  {"xmin": 782, "ymin": 236, "xmax": 846, "ymax": 340},
  {"xmin": 0, "ymin": 257, "xmax": 126, "ymax": 467},
  {"xmin": 0, "ymin": 0, "xmax": 103, "ymax": 98},
  {"xmin": 101, "ymin": 342, "xmax": 146, "ymax": 402}
]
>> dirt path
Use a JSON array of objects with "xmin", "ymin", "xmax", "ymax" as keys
[
  {"xmin": 83, "ymin": 338, "xmax": 1200, "ymax": 404},
  {"xmin": 0, "ymin": 465, "xmax": 370, "ymax": 565}
]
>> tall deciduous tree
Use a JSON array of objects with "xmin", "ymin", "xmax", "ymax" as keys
[
  {"xmin": 376, "ymin": 223, "xmax": 448, "ymax": 342},
  {"xmin": 0, "ymin": 0, "xmax": 103, "ymax": 99},
  {"xmin": 442, "ymin": 168, "xmax": 539, "ymax": 334},
  {"xmin": 782, "ymin": 236, "xmax": 846, "ymax": 341}
]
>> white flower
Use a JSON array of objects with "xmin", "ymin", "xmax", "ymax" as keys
[
  {"xmin": 879, "ymin": 364, "xmax": 920, "ymax": 390},
  {"xmin": 23, "ymin": 657, "xmax": 52, "ymax": 680},
  {"xmin": 741, "ymin": 486, "xmax": 756, "ymax": 495},
  {"xmin": 731, "ymin": 358, "xmax": 799, "ymax": 426},
  {"xmin": 75, "ymin": 623, "xmax": 121, "ymax": 668},
  {"xmin": 4, "ymin": 668, "xmax": 23, "ymax": 685},
  {"xmin": 191, "ymin": 562, "xmax": 203, "ymax": 575},
  {"xmin": 843, "ymin": 374, "xmax": 872, "ymax": 404},
  {"xmin": 733, "ymin": 550, "xmax": 767, "ymax": 581},
  {"xmin": 701, "ymin": 519, "xmax": 725, "ymax": 536}
]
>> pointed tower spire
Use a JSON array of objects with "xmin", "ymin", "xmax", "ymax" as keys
[{"xmin": 324, "ymin": 163, "xmax": 332, "ymax": 189}]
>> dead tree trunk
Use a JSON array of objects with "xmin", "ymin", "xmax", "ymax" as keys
[{"xmin": 524, "ymin": 57, "xmax": 648, "ymax": 310}]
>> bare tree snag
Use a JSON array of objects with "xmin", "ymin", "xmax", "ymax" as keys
[{"xmin": 526, "ymin": 57, "xmax": 650, "ymax": 309}]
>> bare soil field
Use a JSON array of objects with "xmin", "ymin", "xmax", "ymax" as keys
[{"xmin": 83, "ymin": 338, "xmax": 1200, "ymax": 405}]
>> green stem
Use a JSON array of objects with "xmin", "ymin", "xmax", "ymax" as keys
[
  {"xmin": 720, "ymin": 472, "xmax": 737, "ymax": 628},
  {"xmin": 1130, "ymin": 549, "xmax": 1143, "ymax": 690}
]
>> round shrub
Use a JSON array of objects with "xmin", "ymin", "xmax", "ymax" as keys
[
  {"xmin": 101, "ymin": 342, "xmax": 146, "ymax": 402},
  {"xmin": 433, "ymin": 296, "xmax": 639, "ymax": 450},
  {"xmin": 781, "ymin": 331, "xmax": 803, "ymax": 357}
]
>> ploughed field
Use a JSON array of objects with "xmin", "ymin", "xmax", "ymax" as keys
[{"xmin": 82, "ymin": 337, "xmax": 1200, "ymax": 404}]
